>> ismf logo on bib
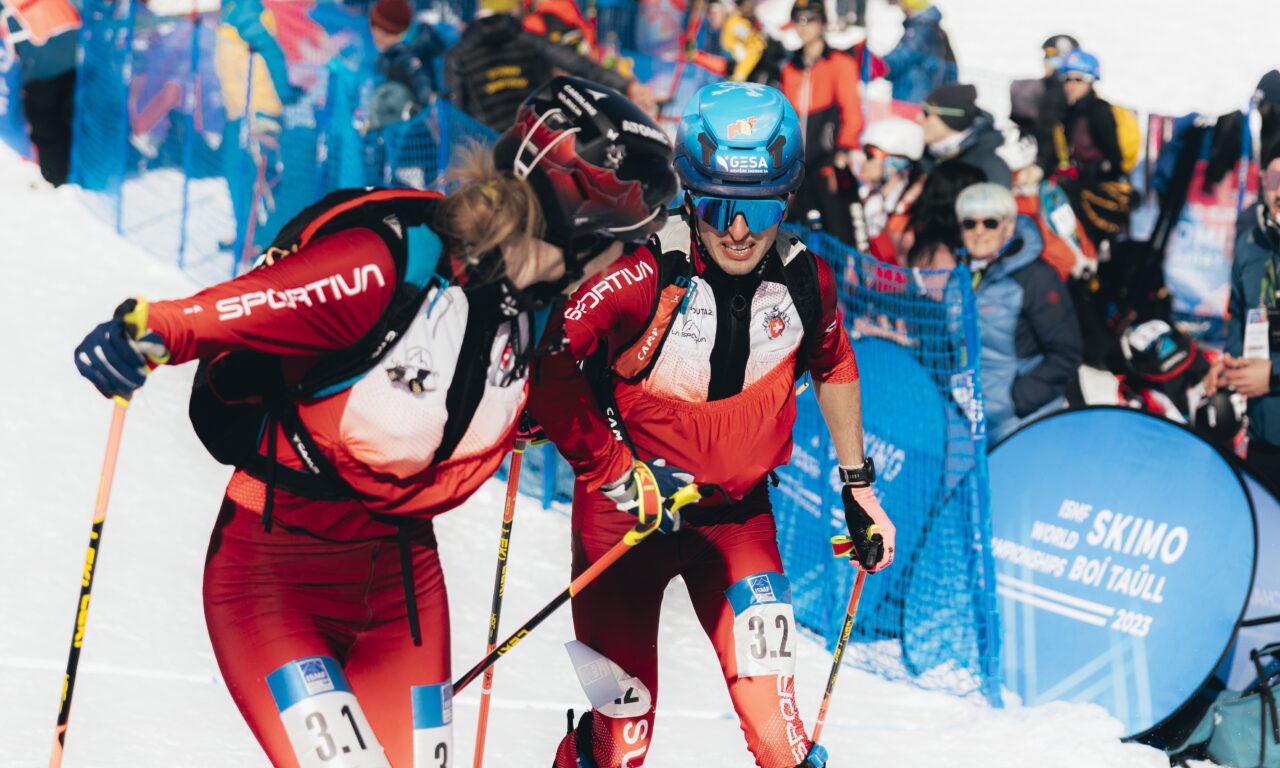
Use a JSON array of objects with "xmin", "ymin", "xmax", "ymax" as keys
[
  {"xmin": 726, "ymin": 572, "xmax": 797, "ymax": 678},
  {"xmin": 267, "ymin": 656, "xmax": 389, "ymax": 768},
  {"xmin": 411, "ymin": 682, "xmax": 453, "ymax": 768}
]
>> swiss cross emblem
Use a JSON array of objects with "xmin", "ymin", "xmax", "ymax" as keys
[{"xmin": 765, "ymin": 308, "xmax": 787, "ymax": 339}]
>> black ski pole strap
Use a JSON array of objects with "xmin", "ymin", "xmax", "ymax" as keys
[
  {"xmin": 398, "ymin": 525, "xmax": 423, "ymax": 647},
  {"xmin": 581, "ymin": 345, "xmax": 639, "ymax": 456}
]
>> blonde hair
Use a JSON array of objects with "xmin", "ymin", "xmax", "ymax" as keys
[{"xmin": 436, "ymin": 140, "xmax": 544, "ymax": 276}]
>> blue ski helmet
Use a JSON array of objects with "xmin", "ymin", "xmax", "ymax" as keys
[
  {"xmin": 675, "ymin": 82, "xmax": 804, "ymax": 198},
  {"xmin": 1058, "ymin": 49, "xmax": 1101, "ymax": 81}
]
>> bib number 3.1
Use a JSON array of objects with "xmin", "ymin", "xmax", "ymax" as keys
[
  {"xmin": 267, "ymin": 656, "xmax": 390, "ymax": 768},
  {"xmin": 726, "ymin": 572, "xmax": 797, "ymax": 678}
]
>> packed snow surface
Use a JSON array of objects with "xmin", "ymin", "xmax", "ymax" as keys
[{"xmin": 0, "ymin": 145, "xmax": 1175, "ymax": 765}]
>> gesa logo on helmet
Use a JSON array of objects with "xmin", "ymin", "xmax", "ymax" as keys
[{"xmin": 714, "ymin": 152, "xmax": 770, "ymax": 174}]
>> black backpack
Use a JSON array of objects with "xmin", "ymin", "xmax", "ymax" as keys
[{"xmin": 189, "ymin": 188, "xmax": 447, "ymax": 505}]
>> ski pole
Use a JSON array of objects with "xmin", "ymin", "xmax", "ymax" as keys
[
  {"xmin": 810, "ymin": 535, "xmax": 869, "ymax": 747},
  {"xmin": 453, "ymin": 483, "xmax": 705, "ymax": 695},
  {"xmin": 50, "ymin": 397, "xmax": 130, "ymax": 768},
  {"xmin": 472, "ymin": 440, "xmax": 527, "ymax": 768}
]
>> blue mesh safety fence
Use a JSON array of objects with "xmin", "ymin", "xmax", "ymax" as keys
[
  {"xmin": 0, "ymin": 48, "xmax": 31, "ymax": 157},
  {"xmin": 774, "ymin": 227, "xmax": 1000, "ymax": 703},
  {"xmin": 68, "ymin": 0, "xmax": 496, "ymax": 282},
  {"xmin": 68, "ymin": 0, "xmax": 365, "ymax": 280}
]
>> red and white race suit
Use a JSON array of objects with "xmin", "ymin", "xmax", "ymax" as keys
[
  {"xmin": 532, "ymin": 219, "xmax": 858, "ymax": 768},
  {"xmin": 147, "ymin": 222, "xmax": 530, "ymax": 767}
]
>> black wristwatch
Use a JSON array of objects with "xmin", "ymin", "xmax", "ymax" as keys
[{"xmin": 838, "ymin": 457, "xmax": 876, "ymax": 487}]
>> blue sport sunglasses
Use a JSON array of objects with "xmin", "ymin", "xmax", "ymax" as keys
[{"xmin": 689, "ymin": 193, "xmax": 789, "ymax": 234}]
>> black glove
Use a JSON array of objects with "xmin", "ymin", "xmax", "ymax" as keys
[{"xmin": 841, "ymin": 484, "xmax": 895, "ymax": 572}]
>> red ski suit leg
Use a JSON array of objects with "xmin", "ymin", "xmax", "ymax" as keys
[
  {"xmin": 203, "ymin": 499, "xmax": 450, "ymax": 767},
  {"xmin": 555, "ymin": 483, "xmax": 812, "ymax": 768}
]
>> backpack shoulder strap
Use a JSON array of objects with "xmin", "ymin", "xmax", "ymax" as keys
[
  {"xmin": 611, "ymin": 245, "xmax": 694, "ymax": 383},
  {"xmin": 776, "ymin": 234, "xmax": 824, "ymax": 374}
]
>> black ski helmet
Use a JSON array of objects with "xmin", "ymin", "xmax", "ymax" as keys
[
  {"xmin": 1042, "ymin": 34, "xmax": 1079, "ymax": 74},
  {"xmin": 492, "ymin": 76, "xmax": 678, "ymax": 281},
  {"xmin": 1120, "ymin": 319, "xmax": 1209, "ymax": 414},
  {"xmin": 1041, "ymin": 34, "xmax": 1079, "ymax": 59}
]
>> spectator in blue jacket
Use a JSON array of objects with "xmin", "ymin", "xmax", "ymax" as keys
[
  {"xmin": 958, "ymin": 183, "xmax": 1082, "ymax": 443},
  {"xmin": 883, "ymin": 0, "xmax": 957, "ymax": 105},
  {"xmin": 370, "ymin": 0, "xmax": 448, "ymax": 109},
  {"xmin": 1209, "ymin": 147, "xmax": 1280, "ymax": 485}
]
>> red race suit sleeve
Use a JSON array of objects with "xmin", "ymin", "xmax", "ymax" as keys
[
  {"xmin": 808, "ymin": 255, "xmax": 859, "ymax": 383},
  {"xmin": 145, "ymin": 229, "xmax": 398, "ymax": 365},
  {"xmin": 526, "ymin": 247, "xmax": 659, "ymax": 492}
]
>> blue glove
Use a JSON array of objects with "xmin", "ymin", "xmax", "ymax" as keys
[
  {"xmin": 796, "ymin": 743, "xmax": 828, "ymax": 767},
  {"xmin": 74, "ymin": 298, "xmax": 169, "ymax": 400},
  {"xmin": 602, "ymin": 458, "xmax": 698, "ymax": 534}
]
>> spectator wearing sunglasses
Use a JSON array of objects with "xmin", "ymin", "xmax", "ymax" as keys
[
  {"xmin": 780, "ymin": 0, "xmax": 865, "ymax": 245},
  {"xmin": 920, "ymin": 83, "xmax": 1013, "ymax": 189},
  {"xmin": 958, "ymin": 183, "xmax": 1082, "ymax": 443},
  {"xmin": 1207, "ymin": 145, "xmax": 1280, "ymax": 484},
  {"xmin": 531, "ymin": 82, "xmax": 889, "ymax": 768}
]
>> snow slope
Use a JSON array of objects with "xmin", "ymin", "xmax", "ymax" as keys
[{"xmin": 0, "ymin": 145, "xmax": 1171, "ymax": 766}]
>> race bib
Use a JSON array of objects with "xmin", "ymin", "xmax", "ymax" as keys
[
  {"xmin": 726, "ymin": 572, "xmax": 797, "ymax": 678},
  {"xmin": 411, "ymin": 682, "xmax": 453, "ymax": 768},
  {"xmin": 565, "ymin": 640, "xmax": 652, "ymax": 719},
  {"xmin": 267, "ymin": 657, "xmax": 389, "ymax": 768},
  {"xmin": 1245, "ymin": 308, "xmax": 1270, "ymax": 359}
]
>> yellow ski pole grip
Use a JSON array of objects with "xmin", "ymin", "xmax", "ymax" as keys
[
  {"xmin": 666, "ymin": 483, "xmax": 704, "ymax": 512},
  {"xmin": 118, "ymin": 297, "xmax": 149, "ymax": 339}
]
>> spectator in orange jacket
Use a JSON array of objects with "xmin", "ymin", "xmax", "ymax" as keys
[{"xmin": 780, "ymin": 0, "xmax": 863, "ymax": 245}]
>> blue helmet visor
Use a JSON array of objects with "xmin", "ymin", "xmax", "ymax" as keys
[{"xmin": 691, "ymin": 194, "xmax": 788, "ymax": 234}]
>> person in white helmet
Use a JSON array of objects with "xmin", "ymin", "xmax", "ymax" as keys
[{"xmin": 856, "ymin": 117, "xmax": 925, "ymax": 260}]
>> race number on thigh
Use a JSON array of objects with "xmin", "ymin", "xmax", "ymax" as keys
[
  {"xmin": 267, "ymin": 656, "xmax": 390, "ymax": 768},
  {"xmin": 411, "ymin": 682, "xmax": 453, "ymax": 768},
  {"xmin": 725, "ymin": 571, "xmax": 797, "ymax": 678}
]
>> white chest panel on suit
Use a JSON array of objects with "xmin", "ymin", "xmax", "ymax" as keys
[
  {"xmin": 644, "ymin": 219, "xmax": 806, "ymax": 401},
  {"xmin": 340, "ymin": 285, "xmax": 529, "ymax": 478}
]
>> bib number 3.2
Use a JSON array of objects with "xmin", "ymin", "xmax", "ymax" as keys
[
  {"xmin": 411, "ymin": 682, "xmax": 453, "ymax": 768},
  {"xmin": 726, "ymin": 572, "xmax": 797, "ymax": 678},
  {"xmin": 267, "ymin": 656, "xmax": 389, "ymax": 768}
]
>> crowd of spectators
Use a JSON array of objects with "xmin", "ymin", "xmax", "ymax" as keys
[{"xmin": 8, "ymin": 0, "xmax": 1280, "ymax": 478}]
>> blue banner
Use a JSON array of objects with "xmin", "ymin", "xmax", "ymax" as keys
[{"xmin": 990, "ymin": 408, "xmax": 1255, "ymax": 738}]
